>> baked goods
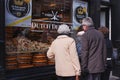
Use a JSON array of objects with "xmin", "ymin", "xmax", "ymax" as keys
[
  {"xmin": 18, "ymin": 64, "xmax": 34, "ymax": 68},
  {"xmin": 33, "ymin": 62, "xmax": 47, "ymax": 67},
  {"xmin": 6, "ymin": 56, "xmax": 17, "ymax": 61},
  {"xmin": 6, "ymin": 66, "xmax": 18, "ymax": 70},
  {"xmin": 6, "ymin": 62, "xmax": 18, "ymax": 70},
  {"xmin": 33, "ymin": 53, "xmax": 47, "ymax": 66},
  {"xmin": 48, "ymin": 59, "xmax": 55, "ymax": 65},
  {"xmin": 5, "ymin": 27, "xmax": 56, "ymax": 69}
]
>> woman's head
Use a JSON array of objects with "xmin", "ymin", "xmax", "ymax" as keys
[
  {"xmin": 77, "ymin": 31, "xmax": 85, "ymax": 36},
  {"xmin": 98, "ymin": 26, "xmax": 109, "ymax": 35},
  {"xmin": 57, "ymin": 24, "xmax": 70, "ymax": 34}
]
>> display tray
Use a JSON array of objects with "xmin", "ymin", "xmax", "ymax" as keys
[
  {"xmin": 5, "ymin": 51, "xmax": 54, "ymax": 70},
  {"xmin": 6, "ymin": 50, "xmax": 47, "ymax": 54}
]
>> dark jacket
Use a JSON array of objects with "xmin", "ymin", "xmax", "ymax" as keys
[
  {"xmin": 81, "ymin": 27, "xmax": 107, "ymax": 73},
  {"xmin": 76, "ymin": 36, "xmax": 82, "ymax": 56},
  {"xmin": 105, "ymin": 36, "xmax": 113, "ymax": 69},
  {"xmin": 105, "ymin": 36, "xmax": 113, "ymax": 58}
]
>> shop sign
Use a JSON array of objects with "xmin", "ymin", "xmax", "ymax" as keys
[
  {"xmin": 72, "ymin": 0, "xmax": 88, "ymax": 29},
  {"xmin": 32, "ymin": 22, "xmax": 58, "ymax": 30},
  {"xmin": 5, "ymin": 0, "xmax": 32, "ymax": 27},
  {"xmin": 41, "ymin": 10, "xmax": 63, "ymax": 21},
  {"xmin": 31, "ymin": 21, "xmax": 72, "ymax": 32}
]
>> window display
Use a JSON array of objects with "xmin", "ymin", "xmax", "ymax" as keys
[
  {"xmin": 5, "ymin": 0, "xmax": 72, "ymax": 70},
  {"xmin": 5, "ymin": 22, "xmax": 59, "ymax": 70}
]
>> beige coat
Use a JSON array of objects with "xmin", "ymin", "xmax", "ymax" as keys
[{"xmin": 47, "ymin": 35, "xmax": 81, "ymax": 77}]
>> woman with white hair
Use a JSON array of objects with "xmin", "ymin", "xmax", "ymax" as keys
[
  {"xmin": 47, "ymin": 24, "xmax": 81, "ymax": 80},
  {"xmin": 76, "ymin": 30, "xmax": 85, "ymax": 58},
  {"xmin": 80, "ymin": 17, "xmax": 107, "ymax": 80}
]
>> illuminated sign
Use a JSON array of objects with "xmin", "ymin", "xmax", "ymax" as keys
[
  {"xmin": 72, "ymin": 1, "xmax": 88, "ymax": 29},
  {"xmin": 5, "ymin": 0, "xmax": 32, "ymax": 27}
]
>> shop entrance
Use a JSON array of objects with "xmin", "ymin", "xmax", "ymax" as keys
[{"xmin": 100, "ymin": 6, "xmax": 111, "ymax": 39}]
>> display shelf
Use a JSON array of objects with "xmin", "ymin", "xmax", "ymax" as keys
[
  {"xmin": 31, "ymin": 30, "xmax": 57, "ymax": 33},
  {"xmin": 32, "ymin": 19, "xmax": 72, "ymax": 25},
  {"xmin": 6, "ymin": 50, "xmax": 48, "ymax": 54},
  {"xmin": 5, "ymin": 22, "xmax": 56, "ymax": 70}
]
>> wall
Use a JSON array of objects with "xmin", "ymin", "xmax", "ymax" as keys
[
  {"xmin": 0, "ymin": 0, "xmax": 5, "ymax": 67},
  {"xmin": 100, "ymin": 11, "xmax": 106, "ymax": 26},
  {"xmin": 89, "ymin": 0, "xmax": 101, "ymax": 29},
  {"xmin": 111, "ymin": 0, "xmax": 120, "ymax": 47},
  {"xmin": 0, "ymin": 0, "xmax": 6, "ymax": 79}
]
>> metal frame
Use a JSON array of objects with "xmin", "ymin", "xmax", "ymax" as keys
[{"xmin": 0, "ymin": 0, "xmax": 5, "ymax": 79}]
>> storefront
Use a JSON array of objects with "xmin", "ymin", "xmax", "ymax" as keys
[{"xmin": 0, "ymin": 0, "xmax": 111, "ymax": 80}]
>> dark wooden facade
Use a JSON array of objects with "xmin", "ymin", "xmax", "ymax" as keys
[
  {"xmin": 111, "ymin": 0, "xmax": 120, "ymax": 77},
  {"xmin": 111, "ymin": 0, "xmax": 120, "ymax": 46},
  {"xmin": 0, "ymin": 0, "xmax": 5, "ymax": 79},
  {"xmin": 88, "ymin": 0, "xmax": 101, "ymax": 29},
  {"xmin": 6, "ymin": 65, "xmax": 56, "ymax": 80}
]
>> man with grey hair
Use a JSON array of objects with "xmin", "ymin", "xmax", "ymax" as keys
[{"xmin": 80, "ymin": 17, "xmax": 107, "ymax": 80}]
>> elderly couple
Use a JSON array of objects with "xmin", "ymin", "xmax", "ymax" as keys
[{"xmin": 47, "ymin": 17, "xmax": 107, "ymax": 80}]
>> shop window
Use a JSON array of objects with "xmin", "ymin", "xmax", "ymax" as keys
[
  {"xmin": 5, "ymin": 26, "xmax": 57, "ymax": 70},
  {"xmin": 32, "ymin": 0, "xmax": 72, "ymax": 22},
  {"xmin": 5, "ymin": 0, "xmax": 72, "ymax": 70}
]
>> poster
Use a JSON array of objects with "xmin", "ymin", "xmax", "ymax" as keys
[
  {"xmin": 72, "ymin": 0, "xmax": 88, "ymax": 29},
  {"xmin": 5, "ymin": 0, "xmax": 32, "ymax": 27}
]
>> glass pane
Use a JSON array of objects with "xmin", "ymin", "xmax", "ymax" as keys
[
  {"xmin": 5, "ymin": 26, "xmax": 57, "ymax": 70},
  {"xmin": 32, "ymin": 0, "xmax": 72, "ymax": 22}
]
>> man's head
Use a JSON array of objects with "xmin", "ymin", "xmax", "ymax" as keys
[{"xmin": 81, "ymin": 17, "xmax": 94, "ymax": 31}]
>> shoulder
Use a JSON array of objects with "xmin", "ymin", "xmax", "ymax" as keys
[{"xmin": 68, "ymin": 37, "xmax": 75, "ymax": 44}]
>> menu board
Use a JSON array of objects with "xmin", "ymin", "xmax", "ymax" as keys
[
  {"xmin": 72, "ymin": 1, "xmax": 88, "ymax": 29},
  {"xmin": 5, "ymin": 0, "xmax": 32, "ymax": 27}
]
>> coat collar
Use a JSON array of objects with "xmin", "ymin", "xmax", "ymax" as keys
[
  {"xmin": 57, "ymin": 35, "xmax": 69, "ymax": 39},
  {"xmin": 86, "ymin": 27, "xmax": 95, "ymax": 32}
]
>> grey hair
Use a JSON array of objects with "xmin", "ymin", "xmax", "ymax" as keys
[
  {"xmin": 57, "ymin": 24, "xmax": 70, "ymax": 34},
  {"xmin": 82, "ymin": 17, "xmax": 94, "ymax": 27}
]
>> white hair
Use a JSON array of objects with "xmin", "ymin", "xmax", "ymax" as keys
[
  {"xmin": 82, "ymin": 17, "xmax": 94, "ymax": 27},
  {"xmin": 77, "ymin": 31, "xmax": 85, "ymax": 36},
  {"xmin": 57, "ymin": 24, "xmax": 70, "ymax": 34}
]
